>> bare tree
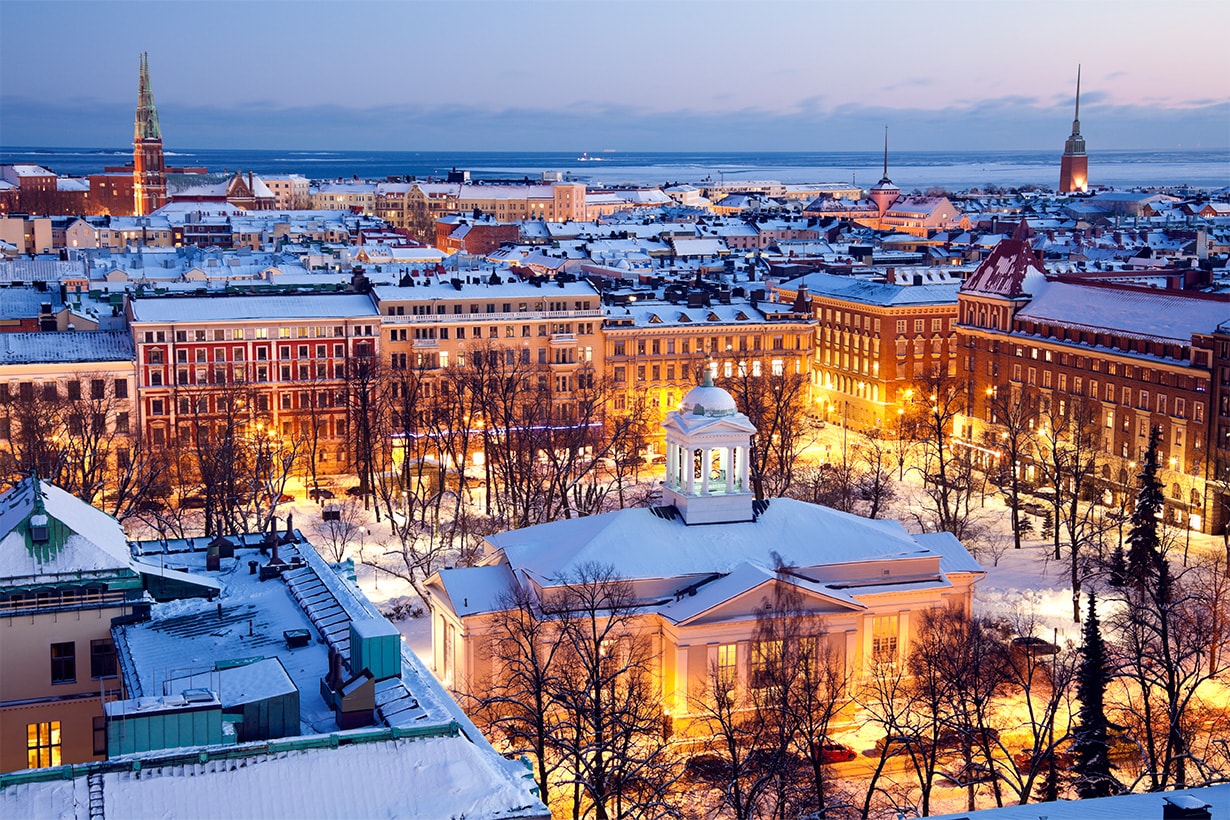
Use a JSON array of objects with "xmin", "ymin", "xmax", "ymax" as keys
[
  {"xmin": 986, "ymin": 385, "xmax": 1042, "ymax": 550},
  {"xmin": 854, "ymin": 428, "xmax": 896, "ymax": 520},
  {"xmin": 470, "ymin": 581, "xmax": 569, "ymax": 808},
  {"xmin": 716, "ymin": 360, "xmax": 811, "ymax": 500},
  {"xmin": 1036, "ymin": 393, "xmax": 1105, "ymax": 622},
  {"xmin": 1112, "ymin": 552, "xmax": 1230, "ymax": 791},
  {"xmin": 550, "ymin": 563, "xmax": 674, "ymax": 819},
  {"xmin": 911, "ymin": 369, "xmax": 979, "ymax": 539},
  {"xmin": 991, "ymin": 613, "xmax": 1078, "ymax": 805},
  {"xmin": 310, "ymin": 498, "xmax": 367, "ymax": 563}
]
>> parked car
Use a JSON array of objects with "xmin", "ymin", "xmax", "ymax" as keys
[
  {"xmin": 1011, "ymin": 636, "xmax": 1060, "ymax": 657},
  {"xmin": 938, "ymin": 727, "xmax": 1000, "ymax": 750},
  {"xmin": 817, "ymin": 740, "xmax": 857, "ymax": 764},
  {"xmin": 875, "ymin": 733, "xmax": 928, "ymax": 757},
  {"xmin": 942, "ymin": 761, "xmax": 997, "ymax": 785},
  {"xmin": 683, "ymin": 753, "xmax": 729, "ymax": 783},
  {"xmin": 1012, "ymin": 747, "xmax": 1074, "ymax": 773}
]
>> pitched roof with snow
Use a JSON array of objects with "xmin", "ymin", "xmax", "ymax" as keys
[
  {"xmin": 960, "ymin": 224, "xmax": 1048, "ymax": 297},
  {"xmin": 1015, "ymin": 281, "xmax": 1230, "ymax": 343},
  {"xmin": 0, "ymin": 479, "xmax": 137, "ymax": 583},
  {"xmin": 486, "ymin": 497, "xmax": 982, "ymax": 585}
]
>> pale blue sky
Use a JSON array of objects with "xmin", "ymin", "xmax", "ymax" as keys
[{"xmin": 2, "ymin": 0, "xmax": 1227, "ymax": 151}]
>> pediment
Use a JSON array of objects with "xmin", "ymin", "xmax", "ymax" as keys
[{"xmin": 675, "ymin": 577, "xmax": 863, "ymax": 627}]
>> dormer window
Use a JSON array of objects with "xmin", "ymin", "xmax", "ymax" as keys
[{"xmin": 30, "ymin": 514, "xmax": 49, "ymax": 544}]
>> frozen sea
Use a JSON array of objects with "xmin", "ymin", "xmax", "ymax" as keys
[{"xmin": 2, "ymin": 147, "xmax": 1227, "ymax": 192}]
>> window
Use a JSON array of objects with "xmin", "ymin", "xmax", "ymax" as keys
[
  {"xmin": 751, "ymin": 640, "xmax": 781, "ymax": 689},
  {"xmin": 93, "ymin": 716, "xmax": 107, "ymax": 756},
  {"xmin": 27, "ymin": 722, "xmax": 61, "ymax": 769},
  {"xmin": 717, "ymin": 643, "xmax": 738, "ymax": 682},
  {"xmin": 51, "ymin": 642, "xmax": 75, "ymax": 684},
  {"xmin": 91, "ymin": 639, "xmax": 117, "ymax": 679},
  {"xmin": 872, "ymin": 615, "xmax": 899, "ymax": 662}
]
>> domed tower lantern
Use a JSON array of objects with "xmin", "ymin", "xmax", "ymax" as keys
[{"xmin": 661, "ymin": 371, "xmax": 758, "ymax": 525}]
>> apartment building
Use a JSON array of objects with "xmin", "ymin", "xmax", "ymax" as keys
[
  {"xmin": 374, "ymin": 275, "xmax": 603, "ymax": 418},
  {"xmin": 126, "ymin": 294, "xmax": 380, "ymax": 471},
  {"xmin": 775, "ymin": 272, "xmax": 961, "ymax": 430},
  {"xmin": 601, "ymin": 293, "xmax": 815, "ymax": 451},
  {"xmin": 0, "ymin": 331, "xmax": 137, "ymax": 481}
]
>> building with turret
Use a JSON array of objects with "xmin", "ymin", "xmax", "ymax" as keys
[
  {"xmin": 426, "ymin": 376, "xmax": 984, "ymax": 723},
  {"xmin": 1059, "ymin": 67, "xmax": 1089, "ymax": 194}
]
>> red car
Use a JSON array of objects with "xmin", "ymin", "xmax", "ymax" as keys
[{"xmin": 817, "ymin": 741, "xmax": 857, "ymax": 764}]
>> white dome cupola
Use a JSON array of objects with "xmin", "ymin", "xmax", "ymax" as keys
[{"xmin": 661, "ymin": 371, "xmax": 757, "ymax": 525}]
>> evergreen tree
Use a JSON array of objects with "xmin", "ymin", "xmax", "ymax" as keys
[
  {"xmin": 1126, "ymin": 426, "xmax": 1164, "ymax": 587},
  {"xmin": 1107, "ymin": 544, "xmax": 1127, "ymax": 588},
  {"xmin": 1072, "ymin": 592, "xmax": 1119, "ymax": 798}
]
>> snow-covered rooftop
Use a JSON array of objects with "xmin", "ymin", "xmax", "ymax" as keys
[
  {"xmin": 0, "ymin": 733, "xmax": 547, "ymax": 819},
  {"xmin": 1017, "ymin": 280, "xmax": 1230, "ymax": 342},
  {"xmin": 129, "ymin": 293, "xmax": 378, "ymax": 323},
  {"xmin": 486, "ymin": 497, "xmax": 984, "ymax": 585},
  {"xmin": 778, "ymin": 271, "xmax": 961, "ymax": 307},
  {"xmin": 0, "ymin": 330, "xmax": 134, "ymax": 364}
]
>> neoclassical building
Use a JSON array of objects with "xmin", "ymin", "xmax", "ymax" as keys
[{"xmin": 426, "ymin": 378, "xmax": 985, "ymax": 719}]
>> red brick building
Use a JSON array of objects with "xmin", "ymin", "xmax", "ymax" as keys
[{"xmin": 957, "ymin": 227, "xmax": 1226, "ymax": 532}]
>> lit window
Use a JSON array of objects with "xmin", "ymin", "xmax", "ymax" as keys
[
  {"xmin": 872, "ymin": 615, "xmax": 899, "ymax": 662},
  {"xmin": 27, "ymin": 722, "xmax": 61, "ymax": 768}
]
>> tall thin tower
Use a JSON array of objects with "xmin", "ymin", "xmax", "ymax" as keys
[
  {"xmin": 1059, "ymin": 66, "xmax": 1088, "ymax": 193},
  {"xmin": 133, "ymin": 53, "xmax": 167, "ymax": 216},
  {"xmin": 869, "ymin": 126, "xmax": 899, "ymax": 216}
]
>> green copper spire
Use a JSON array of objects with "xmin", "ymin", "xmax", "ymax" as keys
[{"xmin": 134, "ymin": 52, "xmax": 161, "ymax": 142}]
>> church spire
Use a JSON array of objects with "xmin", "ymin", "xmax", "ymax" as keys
[
  {"xmin": 134, "ymin": 52, "xmax": 161, "ymax": 142},
  {"xmin": 1072, "ymin": 64, "xmax": 1082, "ymax": 136},
  {"xmin": 881, "ymin": 126, "xmax": 889, "ymax": 182}
]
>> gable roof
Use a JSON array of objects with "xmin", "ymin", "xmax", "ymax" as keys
[
  {"xmin": 960, "ymin": 223, "xmax": 1048, "ymax": 297},
  {"xmin": 0, "ymin": 478, "xmax": 136, "ymax": 582}
]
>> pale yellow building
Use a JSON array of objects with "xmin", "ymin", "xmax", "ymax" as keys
[{"xmin": 426, "ymin": 381, "xmax": 985, "ymax": 724}]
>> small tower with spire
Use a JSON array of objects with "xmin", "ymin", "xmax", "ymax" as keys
[
  {"xmin": 868, "ymin": 126, "xmax": 900, "ymax": 217},
  {"xmin": 1059, "ymin": 66, "xmax": 1089, "ymax": 193},
  {"xmin": 133, "ymin": 52, "xmax": 167, "ymax": 216}
]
